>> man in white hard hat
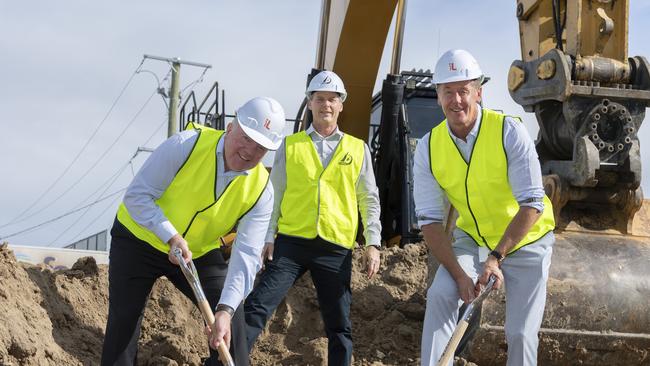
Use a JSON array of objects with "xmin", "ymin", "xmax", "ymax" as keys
[
  {"xmin": 414, "ymin": 49, "xmax": 555, "ymax": 365},
  {"xmin": 244, "ymin": 70, "xmax": 382, "ymax": 365},
  {"xmin": 101, "ymin": 97, "xmax": 286, "ymax": 366}
]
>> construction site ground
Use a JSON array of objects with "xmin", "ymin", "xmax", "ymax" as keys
[{"xmin": 1, "ymin": 235, "xmax": 619, "ymax": 366}]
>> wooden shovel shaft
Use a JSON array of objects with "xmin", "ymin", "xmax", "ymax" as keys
[
  {"xmin": 436, "ymin": 319, "xmax": 469, "ymax": 366},
  {"xmin": 436, "ymin": 275, "xmax": 496, "ymax": 366},
  {"xmin": 173, "ymin": 249, "xmax": 235, "ymax": 366},
  {"xmin": 197, "ymin": 299, "xmax": 235, "ymax": 366}
]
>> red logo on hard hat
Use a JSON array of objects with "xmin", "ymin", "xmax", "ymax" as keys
[
  {"xmin": 264, "ymin": 118, "xmax": 271, "ymax": 130},
  {"xmin": 449, "ymin": 63, "xmax": 457, "ymax": 71}
]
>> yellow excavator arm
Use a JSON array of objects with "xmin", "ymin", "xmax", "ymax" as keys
[{"xmin": 301, "ymin": 0, "xmax": 397, "ymax": 141}]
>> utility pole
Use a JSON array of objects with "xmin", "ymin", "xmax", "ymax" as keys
[
  {"xmin": 168, "ymin": 62, "xmax": 180, "ymax": 137},
  {"xmin": 143, "ymin": 54, "xmax": 212, "ymax": 137}
]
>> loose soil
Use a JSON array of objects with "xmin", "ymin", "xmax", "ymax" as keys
[{"xmin": 2, "ymin": 243, "xmax": 476, "ymax": 366}]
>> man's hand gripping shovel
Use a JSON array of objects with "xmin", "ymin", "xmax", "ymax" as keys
[
  {"xmin": 436, "ymin": 275, "xmax": 497, "ymax": 366},
  {"xmin": 173, "ymin": 248, "xmax": 235, "ymax": 366}
]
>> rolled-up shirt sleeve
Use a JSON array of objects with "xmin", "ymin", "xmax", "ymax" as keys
[
  {"xmin": 413, "ymin": 133, "xmax": 447, "ymax": 228},
  {"xmin": 219, "ymin": 181, "xmax": 274, "ymax": 309},
  {"xmin": 503, "ymin": 117, "xmax": 546, "ymax": 212},
  {"xmin": 122, "ymin": 130, "xmax": 198, "ymax": 243}
]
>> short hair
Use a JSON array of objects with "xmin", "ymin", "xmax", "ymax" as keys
[{"xmin": 472, "ymin": 76, "xmax": 484, "ymax": 89}]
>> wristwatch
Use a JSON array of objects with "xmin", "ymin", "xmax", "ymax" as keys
[
  {"xmin": 489, "ymin": 250, "xmax": 505, "ymax": 265},
  {"xmin": 215, "ymin": 303, "xmax": 235, "ymax": 316}
]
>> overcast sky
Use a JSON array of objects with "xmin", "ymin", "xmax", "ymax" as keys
[{"xmin": 1, "ymin": 1, "xmax": 649, "ymax": 248}]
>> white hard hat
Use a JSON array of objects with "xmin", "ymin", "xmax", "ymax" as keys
[
  {"xmin": 432, "ymin": 49, "xmax": 483, "ymax": 84},
  {"xmin": 235, "ymin": 97, "xmax": 286, "ymax": 151},
  {"xmin": 306, "ymin": 70, "xmax": 347, "ymax": 102}
]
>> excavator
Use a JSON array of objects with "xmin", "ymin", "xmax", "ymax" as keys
[
  {"xmin": 180, "ymin": 0, "xmax": 650, "ymax": 364},
  {"xmin": 296, "ymin": 1, "xmax": 650, "ymax": 364}
]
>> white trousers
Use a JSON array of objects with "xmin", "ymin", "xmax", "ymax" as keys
[{"xmin": 420, "ymin": 230, "xmax": 554, "ymax": 366}]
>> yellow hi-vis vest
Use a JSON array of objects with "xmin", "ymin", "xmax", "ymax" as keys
[
  {"xmin": 428, "ymin": 108, "xmax": 555, "ymax": 253},
  {"xmin": 117, "ymin": 128, "xmax": 269, "ymax": 258},
  {"xmin": 278, "ymin": 131, "xmax": 365, "ymax": 249}
]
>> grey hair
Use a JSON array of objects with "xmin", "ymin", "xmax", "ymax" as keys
[{"xmin": 473, "ymin": 75, "xmax": 485, "ymax": 89}]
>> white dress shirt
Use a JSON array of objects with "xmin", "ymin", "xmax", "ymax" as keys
[
  {"xmin": 413, "ymin": 105, "xmax": 546, "ymax": 228},
  {"xmin": 265, "ymin": 125, "xmax": 382, "ymax": 246},
  {"xmin": 123, "ymin": 129, "xmax": 273, "ymax": 310}
]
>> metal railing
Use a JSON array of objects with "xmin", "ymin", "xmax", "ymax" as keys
[
  {"xmin": 179, "ymin": 81, "xmax": 223, "ymax": 131},
  {"xmin": 181, "ymin": 81, "xmax": 305, "ymax": 133}
]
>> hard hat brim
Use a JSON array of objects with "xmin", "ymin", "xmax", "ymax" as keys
[
  {"xmin": 433, "ymin": 73, "xmax": 483, "ymax": 85},
  {"xmin": 306, "ymin": 91, "xmax": 347, "ymax": 103},
  {"xmin": 238, "ymin": 121, "xmax": 282, "ymax": 151}
]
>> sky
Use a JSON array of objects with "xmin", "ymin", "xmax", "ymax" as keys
[{"xmin": 1, "ymin": 1, "xmax": 649, "ymax": 248}]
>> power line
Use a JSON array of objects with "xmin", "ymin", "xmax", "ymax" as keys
[
  {"xmin": 60, "ymin": 120, "xmax": 166, "ymax": 246},
  {"xmin": 46, "ymin": 159, "xmax": 133, "ymax": 247},
  {"xmin": 0, "ymin": 188, "xmax": 127, "ymax": 241},
  {"xmin": 8, "ymin": 117, "xmax": 167, "ymax": 246},
  {"xmin": 143, "ymin": 119, "xmax": 168, "ymax": 146},
  {"xmin": 63, "ymin": 188, "xmax": 125, "ymax": 248},
  {"xmin": 2, "ymin": 69, "xmax": 171, "ymax": 231},
  {"xmin": 66, "ymin": 160, "xmax": 134, "ymax": 214},
  {"xmin": 3, "ymin": 87, "xmax": 159, "ymax": 228},
  {"xmin": 65, "ymin": 169, "xmax": 135, "ymax": 247},
  {"xmin": 180, "ymin": 67, "xmax": 210, "ymax": 95},
  {"xmin": 2, "ymin": 57, "xmax": 199, "ymax": 244},
  {"xmin": 139, "ymin": 68, "xmax": 172, "ymax": 110},
  {"xmin": 0, "ymin": 59, "xmax": 146, "ymax": 228}
]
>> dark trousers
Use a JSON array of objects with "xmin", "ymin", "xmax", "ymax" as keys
[
  {"xmin": 100, "ymin": 219, "xmax": 248, "ymax": 366},
  {"xmin": 244, "ymin": 234, "xmax": 353, "ymax": 366}
]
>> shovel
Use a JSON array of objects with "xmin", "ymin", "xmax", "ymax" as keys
[
  {"xmin": 173, "ymin": 248, "xmax": 235, "ymax": 366},
  {"xmin": 436, "ymin": 275, "xmax": 496, "ymax": 366}
]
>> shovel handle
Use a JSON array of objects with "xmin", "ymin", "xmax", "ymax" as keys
[
  {"xmin": 197, "ymin": 299, "xmax": 235, "ymax": 366},
  {"xmin": 436, "ymin": 275, "xmax": 497, "ymax": 366},
  {"xmin": 174, "ymin": 247, "xmax": 235, "ymax": 366},
  {"xmin": 436, "ymin": 319, "xmax": 469, "ymax": 366}
]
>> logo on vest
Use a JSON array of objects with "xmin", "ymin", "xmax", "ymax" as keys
[{"xmin": 339, "ymin": 152, "xmax": 353, "ymax": 165}]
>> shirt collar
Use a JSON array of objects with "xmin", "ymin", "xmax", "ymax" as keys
[
  {"xmin": 216, "ymin": 134, "xmax": 248, "ymax": 177},
  {"xmin": 305, "ymin": 124, "xmax": 344, "ymax": 140},
  {"xmin": 447, "ymin": 104, "xmax": 482, "ymax": 143}
]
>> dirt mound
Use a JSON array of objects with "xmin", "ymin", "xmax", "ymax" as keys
[
  {"xmin": 250, "ymin": 244, "xmax": 429, "ymax": 366},
  {"xmin": 0, "ymin": 242, "xmax": 473, "ymax": 365},
  {"xmin": 0, "ymin": 243, "xmax": 208, "ymax": 366}
]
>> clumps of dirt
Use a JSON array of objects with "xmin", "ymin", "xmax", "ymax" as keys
[
  {"xmin": 0, "ymin": 242, "xmax": 475, "ymax": 365},
  {"xmin": 0, "ymin": 242, "xmax": 84, "ymax": 365},
  {"xmin": 69, "ymin": 256, "xmax": 100, "ymax": 277},
  {"xmin": 0, "ymin": 243, "xmax": 209, "ymax": 366},
  {"xmin": 249, "ymin": 243, "xmax": 430, "ymax": 366}
]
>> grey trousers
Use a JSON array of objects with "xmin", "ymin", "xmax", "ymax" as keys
[{"xmin": 420, "ymin": 229, "xmax": 554, "ymax": 366}]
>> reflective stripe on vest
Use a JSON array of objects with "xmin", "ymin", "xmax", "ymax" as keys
[
  {"xmin": 428, "ymin": 108, "xmax": 555, "ymax": 252},
  {"xmin": 278, "ymin": 131, "xmax": 365, "ymax": 249},
  {"xmin": 117, "ymin": 128, "xmax": 269, "ymax": 258}
]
